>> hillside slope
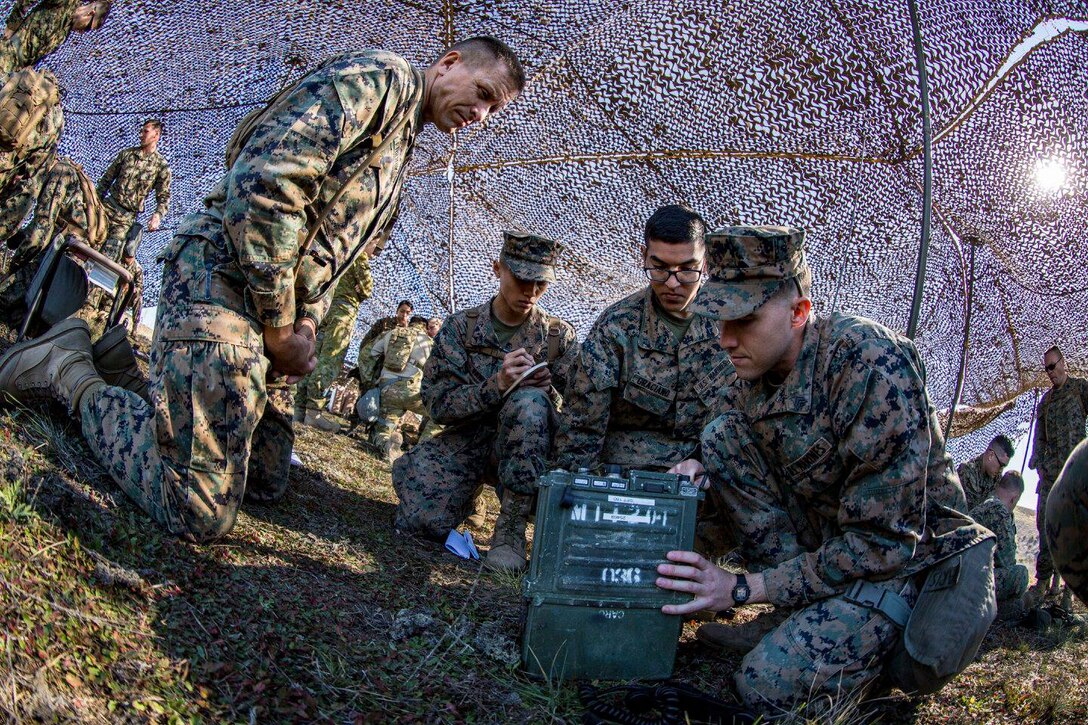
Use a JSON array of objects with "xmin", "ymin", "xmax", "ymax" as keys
[{"xmin": 1, "ymin": 325, "xmax": 1085, "ymax": 723}]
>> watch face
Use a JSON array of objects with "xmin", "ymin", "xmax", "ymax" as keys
[{"xmin": 732, "ymin": 574, "xmax": 750, "ymax": 604}]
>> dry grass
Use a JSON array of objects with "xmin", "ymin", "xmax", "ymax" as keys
[{"xmin": 1, "ymin": 322, "xmax": 1087, "ymax": 723}]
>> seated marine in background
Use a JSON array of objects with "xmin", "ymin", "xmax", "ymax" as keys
[
  {"xmin": 0, "ymin": 155, "xmax": 106, "ymax": 321},
  {"xmin": 392, "ymin": 231, "xmax": 578, "ymax": 572},
  {"xmin": 958, "ymin": 434, "xmax": 1014, "ymax": 511},
  {"xmin": 970, "ymin": 470, "xmax": 1030, "ymax": 618}
]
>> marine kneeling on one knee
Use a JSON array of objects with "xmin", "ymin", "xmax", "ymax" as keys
[{"xmin": 654, "ymin": 224, "xmax": 995, "ymax": 713}]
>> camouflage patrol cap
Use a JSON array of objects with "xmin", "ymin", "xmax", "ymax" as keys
[
  {"xmin": 691, "ymin": 225, "xmax": 808, "ymax": 320},
  {"xmin": 499, "ymin": 230, "xmax": 562, "ymax": 283}
]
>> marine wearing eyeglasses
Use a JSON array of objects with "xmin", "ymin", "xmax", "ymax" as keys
[
  {"xmin": 553, "ymin": 205, "xmax": 737, "ymax": 554},
  {"xmin": 957, "ymin": 434, "xmax": 1015, "ymax": 511},
  {"xmin": 1029, "ymin": 345, "xmax": 1088, "ymax": 597}
]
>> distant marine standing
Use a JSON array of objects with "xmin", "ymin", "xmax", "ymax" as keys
[
  {"xmin": 96, "ymin": 118, "xmax": 171, "ymax": 259},
  {"xmin": 295, "ymin": 253, "xmax": 374, "ymax": 432},
  {"xmin": 1029, "ymin": 345, "xmax": 1088, "ymax": 594}
]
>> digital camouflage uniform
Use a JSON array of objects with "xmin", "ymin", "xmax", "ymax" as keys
[
  {"xmin": 970, "ymin": 496, "xmax": 1028, "ymax": 603},
  {"xmin": 368, "ymin": 322, "xmax": 436, "ymax": 455},
  {"xmin": 1046, "ymin": 438, "xmax": 1088, "ymax": 605},
  {"xmin": 0, "ymin": 0, "xmax": 78, "ymax": 73},
  {"xmin": 393, "ymin": 300, "xmax": 577, "ymax": 538},
  {"xmin": 354, "ymin": 315, "xmax": 400, "ymax": 382},
  {"xmin": 0, "ymin": 156, "xmax": 96, "ymax": 312},
  {"xmin": 1029, "ymin": 375, "xmax": 1088, "ymax": 583},
  {"xmin": 75, "ymin": 51, "xmax": 427, "ymax": 542},
  {"xmin": 694, "ymin": 226, "xmax": 992, "ymax": 711},
  {"xmin": 0, "ymin": 0, "xmax": 70, "ymax": 207},
  {"xmin": 554, "ymin": 287, "xmax": 735, "ymax": 472},
  {"xmin": 0, "ymin": 74, "xmax": 63, "ymax": 242},
  {"xmin": 957, "ymin": 454, "xmax": 999, "ymax": 512},
  {"xmin": 553, "ymin": 285, "xmax": 737, "ymax": 555},
  {"xmin": 295, "ymin": 253, "xmax": 373, "ymax": 413},
  {"xmin": 360, "ymin": 315, "xmax": 401, "ymax": 351},
  {"xmin": 393, "ymin": 232, "xmax": 578, "ymax": 539},
  {"xmin": 96, "ymin": 146, "xmax": 172, "ymax": 258}
]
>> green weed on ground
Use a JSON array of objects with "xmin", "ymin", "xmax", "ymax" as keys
[{"xmin": 0, "ymin": 375, "xmax": 1086, "ymax": 722}]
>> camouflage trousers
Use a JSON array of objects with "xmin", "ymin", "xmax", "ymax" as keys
[
  {"xmin": 1045, "ymin": 440, "xmax": 1088, "ymax": 604},
  {"xmin": 296, "ymin": 259, "xmax": 369, "ymax": 412},
  {"xmin": 0, "ymin": 252, "xmax": 35, "ymax": 320},
  {"xmin": 1035, "ymin": 477, "xmax": 1055, "ymax": 583},
  {"xmin": 391, "ymin": 386, "xmax": 554, "ymax": 540},
  {"xmin": 0, "ymin": 180, "xmax": 38, "ymax": 243},
  {"xmin": 0, "ymin": 42, "xmax": 17, "ymax": 76},
  {"xmin": 736, "ymin": 579, "xmax": 913, "ymax": 712},
  {"xmin": 995, "ymin": 563, "xmax": 1029, "ymax": 602},
  {"xmin": 78, "ymin": 233, "xmax": 295, "ymax": 543},
  {"xmin": 599, "ymin": 428, "xmax": 699, "ymax": 471},
  {"xmin": 370, "ymin": 375, "xmax": 437, "ymax": 450},
  {"xmin": 702, "ymin": 410, "xmax": 910, "ymax": 710},
  {"xmin": 100, "ymin": 202, "xmax": 137, "ymax": 260}
]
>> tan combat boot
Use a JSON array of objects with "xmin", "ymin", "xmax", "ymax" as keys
[
  {"xmin": 695, "ymin": 609, "xmax": 787, "ymax": 656},
  {"xmin": 483, "ymin": 489, "xmax": 533, "ymax": 573},
  {"xmin": 0, "ymin": 318, "xmax": 103, "ymax": 414},
  {"xmin": 381, "ymin": 430, "xmax": 403, "ymax": 462},
  {"xmin": 303, "ymin": 408, "xmax": 341, "ymax": 433},
  {"xmin": 465, "ymin": 485, "xmax": 488, "ymax": 528},
  {"xmin": 1059, "ymin": 586, "xmax": 1074, "ymax": 614},
  {"xmin": 91, "ymin": 324, "xmax": 150, "ymax": 402}
]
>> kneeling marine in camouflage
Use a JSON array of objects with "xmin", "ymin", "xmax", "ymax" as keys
[
  {"xmin": 0, "ymin": 39, "xmax": 526, "ymax": 543},
  {"xmin": 655, "ymin": 225, "xmax": 993, "ymax": 714},
  {"xmin": 392, "ymin": 231, "xmax": 578, "ymax": 572}
]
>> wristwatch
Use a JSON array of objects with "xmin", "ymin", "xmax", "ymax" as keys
[{"xmin": 732, "ymin": 574, "xmax": 751, "ymax": 606}]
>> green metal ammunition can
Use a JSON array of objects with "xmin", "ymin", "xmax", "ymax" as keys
[{"xmin": 521, "ymin": 468, "xmax": 702, "ymax": 681}]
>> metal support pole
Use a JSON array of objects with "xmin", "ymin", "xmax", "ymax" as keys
[
  {"xmin": 1022, "ymin": 388, "xmax": 1039, "ymax": 474},
  {"xmin": 906, "ymin": 0, "xmax": 933, "ymax": 340},
  {"xmin": 446, "ymin": 132, "xmax": 457, "ymax": 312},
  {"xmin": 944, "ymin": 240, "xmax": 976, "ymax": 442}
]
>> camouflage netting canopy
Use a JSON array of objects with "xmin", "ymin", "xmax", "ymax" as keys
[{"xmin": 24, "ymin": 0, "xmax": 1088, "ymax": 458}]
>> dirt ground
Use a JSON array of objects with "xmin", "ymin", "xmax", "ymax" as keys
[{"xmin": 0, "ymin": 321, "xmax": 1086, "ymax": 723}]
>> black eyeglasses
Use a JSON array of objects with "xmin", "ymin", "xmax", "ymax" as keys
[
  {"xmin": 1045, "ymin": 360, "xmax": 1061, "ymax": 372},
  {"xmin": 989, "ymin": 449, "xmax": 1010, "ymax": 468},
  {"xmin": 643, "ymin": 267, "xmax": 702, "ymax": 284}
]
